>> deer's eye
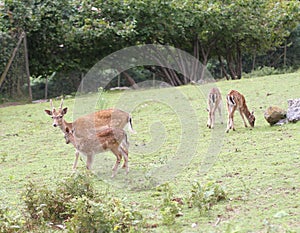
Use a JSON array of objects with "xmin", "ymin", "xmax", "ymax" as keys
[
  {"xmin": 59, "ymin": 115, "xmax": 63, "ymax": 118},
  {"xmin": 51, "ymin": 116, "xmax": 54, "ymax": 119}
]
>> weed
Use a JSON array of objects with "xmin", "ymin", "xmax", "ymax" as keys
[
  {"xmin": 0, "ymin": 205, "xmax": 23, "ymax": 233},
  {"xmin": 188, "ymin": 181, "xmax": 227, "ymax": 214},
  {"xmin": 22, "ymin": 171, "xmax": 143, "ymax": 232},
  {"xmin": 0, "ymin": 152, "xmax": 8, "ymax": 163},
  {"xmin": 158, "ymin": 183, "xmax": 182, "ymax": 226}
]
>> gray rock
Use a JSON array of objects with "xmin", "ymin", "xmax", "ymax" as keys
[
  {"xmin": 287, "ymin": 98, "xmax": 300, "ymax": 122},
  {"xmin": 274, "ymin": 118, "xmax": 289, "ymax": 126},
  {"xmin": 264, "ymin": 106, "xmax": 287, "ymax": 126}
]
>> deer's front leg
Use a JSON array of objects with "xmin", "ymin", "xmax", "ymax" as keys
[
  {"xmin": 211, "ymin": 109, "xmax": 216, "ymax": 129},
  {"xmin": 73, "ymin": 150, "xmax": 79, "ymax": 170}
]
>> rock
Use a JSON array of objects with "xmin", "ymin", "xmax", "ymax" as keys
[
  {"xmin": 287, "ymin": 98, "xmax": 300, "ymax": 123},
  {"xmin": 274, "ymin": 118, "xmax": 289, "ymax": 126},
  {"xmin": 264, "ymin": 106, "xmax": 287, "ymax": 126}
]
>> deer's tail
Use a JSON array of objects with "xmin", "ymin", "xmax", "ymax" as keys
[
  {"xmin": 128, "ymin": 115, "xmax": 136, "ymax": 134},
  {"xmin": 227, "ymin": 95, "xmax": 236, "ymax": 106}
]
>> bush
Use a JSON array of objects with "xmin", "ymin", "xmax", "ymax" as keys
[
  {"xmin": 243, "ymin": 66, "xmax": 294, "ymax": 78},
  {"xmin": 188, "ymin": 181, "xmax": 227, "ymax": 214},
  {"xmin": 22, "ymin": 171, "xmax": 143, "ymax": 232},
  {"xmin": 0, "ymin": 205, "xmax": 23, "ymax": 233},
  {"xmin": 66, "ymin": 196, "xmax": 143, "ymax": 233},
  {"xmin": 158, "ymin": 183, "xmax": 182, "ymax": 226}
]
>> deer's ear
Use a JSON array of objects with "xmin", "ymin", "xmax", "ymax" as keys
[
  {"xmin": 45, "ymin": 110, "xmax": 52, "ymax": 116},
  {"xmin": 62, "ymin": 107, "xmax": 68, "ymax": 115}
]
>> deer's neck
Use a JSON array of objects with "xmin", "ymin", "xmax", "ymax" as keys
[
  {"xmin": 243, "ymin": 105, "xmax": 252, "ymax": 119},
  {"xmin": 60, "ymin": 119, "xmax": 73, "ymax": 133}
]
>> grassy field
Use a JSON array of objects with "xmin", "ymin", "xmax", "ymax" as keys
[{"xmin": 0, "ymin": 72, "xmax": 299, "ymax": 232}]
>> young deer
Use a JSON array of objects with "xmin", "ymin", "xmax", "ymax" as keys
[
  {"xmin": 45, "ymin": 99, "xmax": 134, "ymax": 169},
  {"xmin": 226, "ymin": 90, "xmax": 255, "ymax": 133},
  {"xmin": 207, "ymin": 87, "xmax": 223, "ymax": 129},
  {"xmin": 64, "ymin": 126, "xmax": 129, "ymax": 177}
]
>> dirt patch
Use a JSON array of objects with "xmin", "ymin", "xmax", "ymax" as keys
[{"xmin": 0, "ymin": 102, "xmax": 23, "ymax": 108}]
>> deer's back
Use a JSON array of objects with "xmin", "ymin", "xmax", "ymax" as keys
[{"xmin": 73, "ymin": 108, "xmax": 129, "ymax": 137}]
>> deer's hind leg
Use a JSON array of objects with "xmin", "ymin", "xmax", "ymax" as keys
[
  {"xmin": 111, "ymin": 148, "xmax": 122, "ymax": 178},
  {"xmin": 119, "ymin": 146, "xmax": 129, "ymax": 174},
  {"xmin": 73, "ymin": 149, "xmax": 80, "ymax": 170}
]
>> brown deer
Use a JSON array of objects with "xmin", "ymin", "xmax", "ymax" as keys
[
  {"xmin": 207, "ymin": 87, "xmax": 223, "ymax": 129},
  {"xmin": 64, "ymin": 126, "xmax": 129, "ymax": 177},
  {"xmin": 226, "ymin": 90, "xmax": 255, "ymax": 133},
  {"xmin": 45, "ymin": 99, "xmax": 134, "ymax": 169}
]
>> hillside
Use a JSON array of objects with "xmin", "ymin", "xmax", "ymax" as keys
[{"xmin": 0, "ymin": 72, "xmax": 299, "ymax": 232}]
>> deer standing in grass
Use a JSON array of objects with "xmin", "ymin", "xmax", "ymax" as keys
[
  {"xmin": 207, "ymin": 87, "xmax": 223, "ymax": 129},
  {"xmin": 64, "ymin": 126, "xmax": 129, "ymax": 177},
  {"xmin": 226, "ymin": 90, "xmax": 255, "ymax": 133},
  {"xmin": 45, "ymin": 99, "xmax": 134, "ymax": 171}
]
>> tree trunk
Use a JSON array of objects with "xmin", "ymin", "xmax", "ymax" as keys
[
  {"xmin": 283, "ymin": 40, "xmax": 287, "ymax": 67},
  {"xmin": 226, "ymin": 53, "xmax": 237, "ymax": 80},
  {"xmin": 0, "ymin": 32, "xmax": 24, "ymax": 89},
  {"xmin": 236, "ymin": 45, "xmax": 242, "ymax": 79},
  {"xmin": 252, "ymin": 48, "xmax": 256, "ymax": 71},
  {"xmin": 199, "ymin": 41, "xmax": 210, "ymax": 80},
  {"xmin": 192, "ymin": 35, "xmax": 200, "ymax": 82},
  {"xmin": 218, "ymin": 55, "xmax": 230, "ymax": 80},
  {"xmin": 122, "ymin": 71, "xmax": 138, "ymax": 89},
  {"xmin": 23, "ymin": 32, "xmax": 32, "ymax": 101},
  {"xmin": 45, "ymin": 76, "xmax": 48, "ymax": 99}
]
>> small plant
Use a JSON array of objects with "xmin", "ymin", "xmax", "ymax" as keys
[
  {"xmin": 243, "ymin": 66, "xmax": 294, "ymax": 78},
  {"xmin": 22, "ymin": 171, "xmax": 143, "ymax": 232},
  {"xmin": 66, "ymin": 195, "xmax": 143, "ymax": 232},
  {"xmin": 188, "ymin": 181, "xmax": 227, "ymax": 214},
  {"xmin": 0, "ymin": 205, "xmax": 23, "ymax": 233},
  {"xmin": 97, "ymin": 87, "xmax": 108, "ymax": 110},
  {"xmin": 0, "ymin": 152, "xmax": 8, "ymax": 163},
  {"xmin": 158, "ymin": 183, "xmax": 182, "ymax": 226}
]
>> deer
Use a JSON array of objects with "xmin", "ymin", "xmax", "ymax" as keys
[
  {"xmin": 207, "ymin": 87, "xmax": 223, "ymax": 129},
  {"xmin": 64, "ymin": 126, "xmax": 129, "ymax": 177},
  {"xmin": 226, "ymin": 90, "xmax": 255, "ymax": 133},
  {"xmin": 45, "ymin": 99, "xmax": 134, "ymax": 170}
]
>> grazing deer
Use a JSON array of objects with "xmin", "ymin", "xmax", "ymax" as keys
[
  {"xmin": 64, "ymin": 126, "xmax": 129, "ymax": 177},
  {"xmin": 207, "ymin": 87, "xmax": 223, "ymax": 129},
  {"xmin": 226, "ymin": 90, "xmax": 255, "ymax": 133},
  {"xmin": 45, "ymin": 99, "xmax": 134, "ymax": 170}
]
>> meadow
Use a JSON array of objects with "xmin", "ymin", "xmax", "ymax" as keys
[{"xmin": 0, "ymin": 72, "xmax": 299, "ymax": 232}]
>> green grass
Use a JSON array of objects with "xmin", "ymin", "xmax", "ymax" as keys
[{"xmin": 0, "ymin": 72, "xmax": 299, "ymax": 232}]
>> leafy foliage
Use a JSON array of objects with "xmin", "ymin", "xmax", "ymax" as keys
[
  {"xmin": 0, "ymin": 0, "xmax": 299, "ymax": 96},
  {"xmin": 158, "ymin": 183, "xmax": 182, "ymax": 226},
  {"xmin": 0, "ymin": 205, "xmax": 23, "ymax": 233},
  {"xmin": 188, "ymin": 181, "xmax": 227, "ymax": 214},
  {"xmin": 22, "ymin": 171, "xmax": 143, "ymax": 232}
]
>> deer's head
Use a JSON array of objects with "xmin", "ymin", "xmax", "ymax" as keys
[
  {"xmin": 45, "ymin": 99, "xmax": 68, "ymax": 127},
  {"xmin": 64, "ymin": 126, "xmax": 74, "ymax": 144},
  {"xmin": 248, "ymin": 111, "xmax": 255, "ymax": 127}
]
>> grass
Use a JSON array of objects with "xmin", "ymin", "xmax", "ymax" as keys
[{"xmin": 0, "ymin": 72, "xmax": 299, "ymax": 232}]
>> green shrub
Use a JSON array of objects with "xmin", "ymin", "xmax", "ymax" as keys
[
  {"xmin": 158, "ymin": 183, "xmax": 182, "ymax": 226},
  {"xmin": 188, "ymin": 181, "xmax": 227, "ymax": 214},
  {"xmin": 66, "ymin": 196, "xmax": 143, "ymax": 233},
  {"xmin": 243, "ymin": 66, "xmax": 294, "ymax": 78},
  {"xmin": 0, "ymin": 205, "xmax": 23, "ymax": 233},
  {"xmin": 22, "ymin": 171, "xmax": 143, "ymax": 232}
]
